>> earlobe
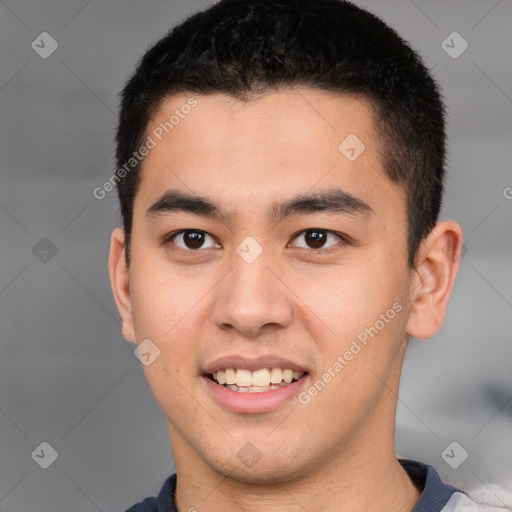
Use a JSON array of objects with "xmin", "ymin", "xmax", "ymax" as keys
[
  {"xmin": 406, "ymin": 220, "xmax": 464, "ymax": 340},
  {"xmin": 108, "ymin": 227, "xmax": 136, "ymax": 344}
]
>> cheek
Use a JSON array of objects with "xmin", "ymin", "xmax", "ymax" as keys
[
  {"xmin": 295, "ymin": 261, "xmax": 408, "ymax": 379},
  {"xmin": 131, "ymin": 253, "xmax": 187, "ymax": 321},
  {"xmin": 128, "ymin": 262, "xmax": 208, "ymax": 360},
  {"xmin": 129, "ymin": 268, "xmax": 206, "ymax": 405},
  {"xmin": 303, "ymin": 270, "xmax": 407, "ymax": 414},
  {"xmin": 297, "ymin": 263, "xmax": 399, "ymax": 329}
]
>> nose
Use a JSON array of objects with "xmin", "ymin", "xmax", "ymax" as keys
[{"xmin": 211, "ymin": 250, "xmax": 294, "ymax": 338}]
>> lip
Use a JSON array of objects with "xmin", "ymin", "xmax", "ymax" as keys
[
  {"xmin": 202, "ymin": 354, "xmax": 309, "ymax": 374},
  {"xmin": 202, "ymin": 373, "xmax": 309, "ymax": 414}
]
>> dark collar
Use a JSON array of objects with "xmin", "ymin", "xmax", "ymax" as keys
[{"xmin": 399, "ymin": 459, "xmax": 462, "ymax": 512}]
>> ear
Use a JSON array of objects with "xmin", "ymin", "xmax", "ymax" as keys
[
  {"xmin": 406, "ymin": 220, "xmax": 464, "ymax": 339},
  {"xmin": 108, "ymin": 227, "xmax": 136, "ymax": 344}
]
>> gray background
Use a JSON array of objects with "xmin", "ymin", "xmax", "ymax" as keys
[{"xmin": 1, "ymin": 0, "xmax": 511, "ymax": 511}]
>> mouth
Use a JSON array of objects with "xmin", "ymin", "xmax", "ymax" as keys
[
  {"xmin": 206, "ymin": 367, "xmax": 307, "ymax": 393},
  {"xmin": 202, "ymin": 356, "xmax": 310, "ymax": 413}
]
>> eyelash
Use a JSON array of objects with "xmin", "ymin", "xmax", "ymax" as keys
[{"xmin": 163, "ymin": 229, "xmax": 350, "ymax": 254}]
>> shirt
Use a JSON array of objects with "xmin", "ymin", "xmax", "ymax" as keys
[{"xmin": 125, "ymin": 458, "xmax": 505, "ymax": 512}]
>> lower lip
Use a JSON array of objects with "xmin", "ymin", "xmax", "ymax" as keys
[{"xmin": 202, "ymin": 375, "xmax": 308, "ymax": 414}]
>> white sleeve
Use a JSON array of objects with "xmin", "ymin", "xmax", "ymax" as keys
[{"xmin": 441, "ymin": 487, "xmax": 512, "ymax": 511}]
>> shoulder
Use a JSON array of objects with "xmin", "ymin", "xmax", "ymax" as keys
[
  {"xmin": 124, "ymin": 496, "xmax": 158, "ymax": 512},
  {"xmin": 124, "ymin": 474, "xmax": 177, "ymax": 512},
  {"xmin": 399, "ymin": 459, "xmax": 512, "ymax": 512},
  {"xmin": 442, "ymin": 490, "xmax": 512, "ymax": 511}
]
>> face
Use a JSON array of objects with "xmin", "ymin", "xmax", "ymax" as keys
[{"xmin": 113, "ymin": 89, "xmax": 418, "ymax": 484}]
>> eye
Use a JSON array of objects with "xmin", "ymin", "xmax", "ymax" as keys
[
  {"xmin": 289, "ymin": 229, "xmax": 346, "ymax": 250},
  {"xmin": 167, "ymin": 230, "xmax": 220, "ymax": 251}
]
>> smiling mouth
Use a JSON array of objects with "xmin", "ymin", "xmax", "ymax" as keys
[{"xmin": 207, "ymin": 367, "xmax": 307, "ymax": 393}]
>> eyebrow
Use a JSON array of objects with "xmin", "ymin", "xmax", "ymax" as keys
[{"xmin": 145, "ymin": 187, "xmax": 374, "ymax": 224}]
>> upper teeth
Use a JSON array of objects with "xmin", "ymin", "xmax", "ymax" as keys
[{"xmin": 212, "ymin": 368, "xmax": 305, "ymax": 387}]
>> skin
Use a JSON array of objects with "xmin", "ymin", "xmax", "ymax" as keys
[{"xmin": 109, "ymin": 89, "xmax": 464, "ymax": 512}]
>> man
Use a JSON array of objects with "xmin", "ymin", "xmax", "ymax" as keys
[{"xmin": 108, "ymin": 1, "xmax": 498, "ymax": 510}]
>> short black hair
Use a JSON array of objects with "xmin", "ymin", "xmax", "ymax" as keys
[{"xmin": 115, "ymin": 0, "xmax": 446, "ymax": 268}]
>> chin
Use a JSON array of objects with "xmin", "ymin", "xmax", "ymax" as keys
[
  {"xmin": 223, "ymin": 465, "xmax": 305, "ymax": 486},
  {"xmin": 206, "ymin": 448, "xmax": 308, "ymax": 486}
]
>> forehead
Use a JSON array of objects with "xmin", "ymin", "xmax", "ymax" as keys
[{"xmin": 134, "ymin": 89, "xmax": 403, "ymax": 224}]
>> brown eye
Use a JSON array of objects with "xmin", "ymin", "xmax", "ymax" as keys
[
  {"xmin": 304, "ymin": 230, "xmax": 327, "ymax": 249},
  {"xmin": 169, "ymin": 230, "xmax": 219, "ymax": 250},
  {"xmin": 290, "ymin": 229, "xmax": 344, "ymax": 250}
]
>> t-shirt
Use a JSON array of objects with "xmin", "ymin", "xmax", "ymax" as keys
[{"xmin": 124, "ymin": 458, "xmax": 505, "ymax": 511}]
